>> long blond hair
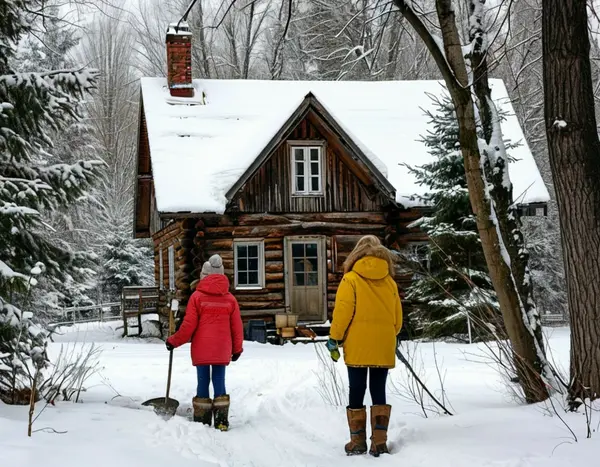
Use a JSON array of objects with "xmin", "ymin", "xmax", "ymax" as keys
[{"xmin": 342, "ymin": 235, "xmax": 397, "ymax": 277}]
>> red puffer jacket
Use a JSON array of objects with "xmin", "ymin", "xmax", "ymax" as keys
[{"xmin": 167, "ymin": 275, "xmax": 243, "ymax": 366}]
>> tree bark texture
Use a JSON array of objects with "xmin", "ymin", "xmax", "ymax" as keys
[
  {"xmin": 542, "ymin": 0, "xmax": 600, "ymax": 404},
  {"xmin": 468, "ymin": 0, "xmax": 548, "ymax": 375},
  {"xmin": 394, "ymin": 0, "xmax": 549, "ymax": 402}
]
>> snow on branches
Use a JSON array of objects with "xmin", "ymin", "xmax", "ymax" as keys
[{"xmin": 0, "ymin": 1, "xmax": 104, "ymax": 403}]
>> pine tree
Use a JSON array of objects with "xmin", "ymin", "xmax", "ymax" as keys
[
  {"xmin": 404, "ymin": 94, "xmax": 501, "ymax": 341},
  {"xmin": 99, "ymin": 222, "xmax": 154, "ymax": 303},
  {"xmin": 0, "ymin": 0, "xmax": 102, "ymax": 403},
  {"xmin": 10, "ymin": 6, "xmax": 102, "ymax": 312}
]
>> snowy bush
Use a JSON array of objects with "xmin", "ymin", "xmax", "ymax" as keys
[
  {"xmin": 390, "ymin": 342, "xmax": 453, "ymax": 418},
  {"xmin": 0, "ymin": 297, "xmax": 50, "ymax": 404},
  {"xmin": 313, "ymin": 343, "xmax": 347, "ymax": 406},
  {"xmin": 39, "ymin": 342, "xmax": 102, "ymax": 404}
]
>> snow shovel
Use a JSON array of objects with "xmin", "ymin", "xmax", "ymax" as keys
[{"xmin": 142, "ymin": 303, "xmax": 180, "ymax": 419}]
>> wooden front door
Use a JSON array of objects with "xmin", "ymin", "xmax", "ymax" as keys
[{"xmin": 284, "ymin": 236, "xmax": 327, "ymax": 322}]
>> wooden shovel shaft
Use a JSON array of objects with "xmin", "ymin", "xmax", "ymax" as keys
[
  {"xmin": 165, "ymin": 349, "xmax": 174, "ymax": 403},
  {"xmin": 165, "ymin": 303, "xmax": 175, "ymax": 403}
]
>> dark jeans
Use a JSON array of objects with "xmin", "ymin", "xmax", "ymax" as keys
[
  {"xmin": 196, "ymin": 365, "xmax": 226, "ymax": 398},
  {"xmin": 347, "ymin": 366, "xmax": 389, "ymax": 409}
]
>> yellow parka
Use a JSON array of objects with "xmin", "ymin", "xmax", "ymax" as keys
[{"xmin": 329, "ymin": 255, "xmax": 403, "ymax": 368}]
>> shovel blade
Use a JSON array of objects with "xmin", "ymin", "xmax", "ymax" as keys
[{"xmin": 142, "ymin": 397, "xmax": 180, "ymax": 419}]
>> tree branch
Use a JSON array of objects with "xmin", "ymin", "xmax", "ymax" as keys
[{"xmin": 392, "ymin": 0, "xmax": 459, "ymax": 91}]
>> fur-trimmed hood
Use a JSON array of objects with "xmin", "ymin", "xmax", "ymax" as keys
[{"xmin": 343, "ymin": 244, "xmax": 396, "ymax": 278}]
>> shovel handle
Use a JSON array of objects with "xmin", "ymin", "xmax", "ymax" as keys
[
  {"xmin": 165, "ymin": 349, "xmax": 174, "ymax": 403},
  {"xmin": 165, "ymin": 305, "xmax": 175, "ymax": 403}
]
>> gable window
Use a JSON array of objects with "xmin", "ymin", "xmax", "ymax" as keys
[
  {"xmin": 234, "ymin": 240, "xmax": 265, "ymax": 289},
  {"xmin": 291, "ymin": 146, "xmax": 323, "ymax": 195}
]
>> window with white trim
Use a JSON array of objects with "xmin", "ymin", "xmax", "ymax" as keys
[
  {"xmin": 234, "ymin": 241, "xmax": 265, "ymax": 289},
  {"xmin": 291, "ymin": 146, "xmax": 323, "ymax": 195}
]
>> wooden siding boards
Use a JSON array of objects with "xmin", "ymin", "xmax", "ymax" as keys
[
  {"xmin": 231, "ymin": 113, "xmax": 389, "ymax": 213},
  {"xmin": 138, "ymin": 109, "xmax": 151, "ymax": 176},
  {"xmin": 226, "ymin": 94, "xmax": 395, "ymax": 208},
  {"xmin": 135, "ymin": 102, "xmax": 153, "ymax": 238}
]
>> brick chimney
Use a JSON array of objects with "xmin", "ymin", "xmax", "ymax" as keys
[{"xmin": 165, "ymin": 22, "xmax": 194, "ymax": 98}]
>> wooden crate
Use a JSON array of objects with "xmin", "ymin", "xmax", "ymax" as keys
[
  {"xmin": 281, "ymin": 327, "xmax": 296, "ymax": 338},
  {"xmin": 275, "ymin": 313, "xmax": 299, "ymax": 329}
]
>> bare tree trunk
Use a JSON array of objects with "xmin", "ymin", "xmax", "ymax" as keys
[
  {"xmin": 394, "ymin": 0, "xmax": 549, "ymax": 402},
  {"xmin": 542, "ymin": 0, "xmax": 600, "ymax": 406},
  {"xmin": 384, "ymin": 14, "xmax": 402, "ymax": 80},
  {"xmin": 242, "ymin": 1, "xmax": 255, "ymax": 79},
  {"xmin": 194, "ymin": 0, "xmax": 212, "ymax": 78}
]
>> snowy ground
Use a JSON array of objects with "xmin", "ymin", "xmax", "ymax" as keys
[{"xmin": 1, "ymin": 323, "xmax": 598, "ymax": 467}]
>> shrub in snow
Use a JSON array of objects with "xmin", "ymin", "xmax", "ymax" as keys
[
  {"xmin": 313, "ymin": 342, "xmax": 347, "ymax": 406},
  {"xmin": 38, "ymin": 342, "xmax": 102, "ymax": 404},
  {"xmin": 0, "ymin": 297, "xmax": 50, "ymax": 404},
  {"xmin": 402, "ymin": 95, "xmax": 503, "ymax": 341}
]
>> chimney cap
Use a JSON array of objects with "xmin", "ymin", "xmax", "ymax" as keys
[{"xmin": 166, "ymin": 22, "xmax": 192, "ymax": 37}]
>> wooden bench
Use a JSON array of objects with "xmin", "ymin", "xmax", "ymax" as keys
[{"xmin": 121, "ymin": 286, "xmax": 160, "ymax": 337}]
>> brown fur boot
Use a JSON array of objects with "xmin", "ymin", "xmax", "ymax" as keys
[
  {"xmin": 192, "ymin": 397, "xmax": 212, "ymax": 425},
  {"xmin": 345, "ymin": 407, "xmax": 368, "ymax": 455},
  {"xmin": 213, "ymin": 394, "xmax": 230, "ymax": 431},
  {"xmin": 369, "ymin": 404, "xmax": 391, "ymax": 457}
]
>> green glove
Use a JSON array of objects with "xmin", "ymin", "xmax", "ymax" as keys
[{"xmin": 326, "ymin": 338, "xmax": 341, "ymax": 362}]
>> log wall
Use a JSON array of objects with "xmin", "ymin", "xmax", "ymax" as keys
[
  {"xmin": 151, "ymin": 219, "xmax": 197, "ymax": 330},
  {"xmin": 194, "ymin": 211, "xmax": 419, "ymax": 321},
  {"xmin": 152, "ymin": 208, "xmax": 429, "ymax": 326}
]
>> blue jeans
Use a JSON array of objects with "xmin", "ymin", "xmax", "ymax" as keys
[
  {"xmin": 347, "ymin": 366, "xmax": 388, "ymax": 409},
  {"xmin": 196, "ymin": 365, "xmax": 226, "ymax": 398}
]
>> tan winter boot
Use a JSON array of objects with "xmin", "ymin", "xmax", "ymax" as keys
[
  {"xmin": 369, "ymin": 404, "xmax": 391, "ymax": 457},
  {"xmin": 345, "ymin": 407, "xmax": 368, "ymax": 455},
  {"xmin": 192, "ymin": 397, "xmax": 212, "ymax": 426},
  {"xmin": 213, "ymin": 394, "xmax": 230, "ymax": 431}
]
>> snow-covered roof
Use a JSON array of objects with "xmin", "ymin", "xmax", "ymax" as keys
[{"xmin": 139, "ymin": 77, "xmax": 550, "ymax": 214}]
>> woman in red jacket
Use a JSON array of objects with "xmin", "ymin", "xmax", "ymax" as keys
[{"xmin": 166, "ymin": 254, "xmax": 244, "ymax": 431}]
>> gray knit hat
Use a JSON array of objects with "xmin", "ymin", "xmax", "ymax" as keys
[{"xmin": 200, "ymin": 254, "xmax": 224, "ymax": 279}]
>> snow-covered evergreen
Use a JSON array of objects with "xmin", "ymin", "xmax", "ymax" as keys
[
  {"xmin": 99, "ymin": 223, "xmax": 154, "ymax": 303},
  {"xmin": 9, "ymin": 8, "xmax": 104, "ymax": 312},
  {"xmin": 0, "ymin": 0, "xmax": 102, "ymax": 402},
  {"xmin": 404, "ymin": 95, "xmax": 501, "ymax": 340}
]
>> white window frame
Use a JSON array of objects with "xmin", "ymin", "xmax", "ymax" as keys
[
  {"xmin": 233, "ymin": 240, "xmax": 265, "ymax": 290},
  {"xmin": 290, "ymin": 144, "xmax": 324, "ymax": 196},
  {"xmin": 168, "ymin": 245, "xmax": 175, "ymax": 291}
]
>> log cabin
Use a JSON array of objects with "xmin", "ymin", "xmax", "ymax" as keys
[{"xmin": 133, "ymin": 23, "xmax": 550, "ymax": 334}]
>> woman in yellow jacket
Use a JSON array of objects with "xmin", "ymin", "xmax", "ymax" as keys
[{"xmin": 327, "ymin": 235, "xmax": 402, "ymax": 457}]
